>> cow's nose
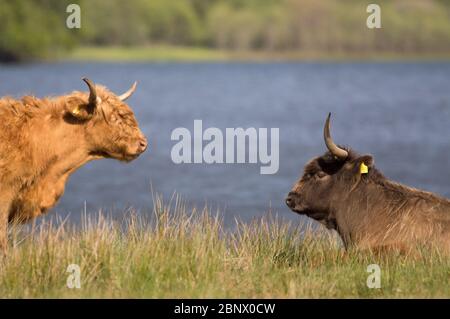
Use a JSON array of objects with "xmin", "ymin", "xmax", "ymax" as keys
[
  {"xmin": 285, "ymin": 192, "xmax": 296, "ymax": 208},
  {"xmin": 138, "ymin": 138, "xmax": 148, "ymax": 152}
]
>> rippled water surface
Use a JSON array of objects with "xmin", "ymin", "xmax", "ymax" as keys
[{"xmin": 1, "ymin": 62, "xmax": 449, "ymax": 225}]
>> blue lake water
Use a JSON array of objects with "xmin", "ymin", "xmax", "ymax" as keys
[{"xmin": 1, "ymin": 62, "xmax": 449, "ymax": 226}]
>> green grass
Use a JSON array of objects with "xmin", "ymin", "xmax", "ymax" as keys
[
  {"xmin": 0, "ymin": 195, "xmax": 449, "ymax": 298},
  {"xmin": 65, "ymin": 45, "xmax": 229, "ymax": 62},
  {"xmin": 63, "ymin": 45, "xmax": 450, "ymax": 62}
]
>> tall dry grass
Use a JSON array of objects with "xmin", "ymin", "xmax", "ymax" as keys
[{"xmin": 0, "ymin": 194, "xmax": 448, "ymax": 298}]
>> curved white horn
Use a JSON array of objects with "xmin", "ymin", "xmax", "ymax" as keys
[
  {"xmin": 82, "ymin": 77, "xmax": 98, "ymax": 106},
  {"xmin": 324, "ymin": 113, "xmax": 348, "ymax": 160},
  {"xmin": 119, "ymin": 81, "xmax": 138, "ymax": 101}
]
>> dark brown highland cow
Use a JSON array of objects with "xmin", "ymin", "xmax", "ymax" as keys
[
  {"xmin": 286, "ymin": 114, "xmax": 450, "ymax": 254},
  {"xmin": 0, "ymin": 78, "xmax": 147, "ymax": 251}
]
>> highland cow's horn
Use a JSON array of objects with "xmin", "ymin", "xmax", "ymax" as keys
[
  {"xmin": 119, "ymin": 81, "xmax": 137, "ymax": 101},
  {"xmin": 324, "ymin": 113, "xmax": 348, "ymax": 160},
  {"xmin": 82, "ymin": 78, "xmax": 98, "ymax": 106}
]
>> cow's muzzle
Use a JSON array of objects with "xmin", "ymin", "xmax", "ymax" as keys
[
  {"xmin": 285, "ymin": 191, "xmax": 297, "ymax": 209},
  {"xmin": 137, "ymin": 137, "xmax": 148, "ymax": 153}
]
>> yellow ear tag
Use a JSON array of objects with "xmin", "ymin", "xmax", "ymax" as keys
[
  {"xmin": 360, "ymin": 162, "xmax": 369, "ymax": 174},
  {"xmin": 72, "ymin": 108, "xmax": 80, "ymax": 115}
]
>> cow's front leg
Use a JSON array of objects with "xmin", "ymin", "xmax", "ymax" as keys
[{"xmin": 0, "ymin": 201, "xmax": 10, "ymax": 253}]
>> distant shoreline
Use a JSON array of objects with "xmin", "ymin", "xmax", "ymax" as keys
[{"xmin": 61, "ymin": 46, "xmax": 450, "ymax": 63}]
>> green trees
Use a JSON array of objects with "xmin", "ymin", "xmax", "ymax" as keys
[
  {"xmin": 207, "ymin": 0, "xmax": 450, "ymax": 53},
  {"xmin": 1, "ymin": 0, "xmax": 450, "ymax": 62},
  {"xmin": 0, "ymin": 0, "xmax": 80, "ymax": 62}
]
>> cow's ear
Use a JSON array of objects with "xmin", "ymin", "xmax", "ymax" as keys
[
  {"xmin": 355, "ymin": 155, "xmax": 374, "ymax": 175},
  {"xmin": 65, "ymin": 97, "xmax": 94, "ymax": 121}
]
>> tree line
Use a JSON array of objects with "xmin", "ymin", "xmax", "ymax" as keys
[{"xmin": 1, "ymin": 0, "xmax": 450, "ymax": 62}]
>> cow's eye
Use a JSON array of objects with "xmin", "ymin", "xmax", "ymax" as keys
[{"xmin": 317, "ymin": 172, "xmax": 327, "ymax": 178}]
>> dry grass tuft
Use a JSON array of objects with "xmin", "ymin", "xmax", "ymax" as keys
[{"xmin": 0, "ymin": 194, "xmax": 448, "ymax": 298}]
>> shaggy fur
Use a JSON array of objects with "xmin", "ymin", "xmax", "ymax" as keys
[
  {"xmin": 287, "ymin": 148, "xmax": 450, "ymax": 254},
  {"xmin": 0, "ymin": 82, "xmax": 147, "ymax": 251}
]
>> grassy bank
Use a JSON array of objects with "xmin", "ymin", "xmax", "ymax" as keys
[
  {"xmin": 65, "ymin": 46, "xmax": 228, "ymax": 62},
  {"xmin": 64, "ymin": 46, "xmax": 450, "ymax": 62},
  {"xmin": 0, "ymin": 195, "xmax": 449, "ymax": 298}
]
